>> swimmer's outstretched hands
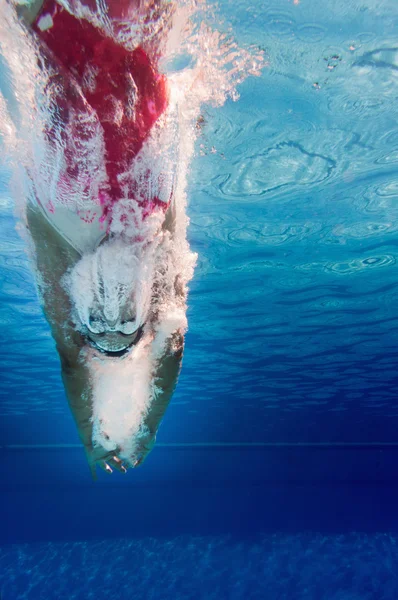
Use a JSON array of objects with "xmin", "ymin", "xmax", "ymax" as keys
[
  {"xmin": 84, "ymin": 437, "xmax": 155, "ymax": 478},
  {"xmin": 99, "ymin": 454, "xmax": 128, "ymax": 475},
  {"xmin": 84, "ymin": 444, "xmax": 129, "ymax": 478}
]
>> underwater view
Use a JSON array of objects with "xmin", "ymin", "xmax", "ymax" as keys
[{"xmin": 2, "ymin": 0, "xmax": 398, "ymax": 597}]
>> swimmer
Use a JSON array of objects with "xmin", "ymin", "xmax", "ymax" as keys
[{"xmin": 14, "ymin": 0, "xmax": 187, "ymax": 476}]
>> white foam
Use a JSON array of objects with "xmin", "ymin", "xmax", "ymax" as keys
[
  {"xmin": 89, "ymin": 336, "xmax": 154, "ymax": 462},
  {"xmin": 67, "ymin": 236, "xmax": 158, "ymax": 335}
]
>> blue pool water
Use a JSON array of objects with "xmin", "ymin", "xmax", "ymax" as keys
[
  {"xmin": 2, "ymin": 0, "xmax": 398, "ymax": 597},
  {"xmin": 2, "ymin": 534, "xmax": 398, "ymax": 600}
]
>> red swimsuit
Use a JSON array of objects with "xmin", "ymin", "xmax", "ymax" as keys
[{"xmin": 32, "ymin": 0, "xmax": 169, "ymax": 228}]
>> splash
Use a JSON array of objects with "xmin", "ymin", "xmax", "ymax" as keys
[{"xmin": 0, "ymin": 0, "xmax": 263, "ymax": 467}]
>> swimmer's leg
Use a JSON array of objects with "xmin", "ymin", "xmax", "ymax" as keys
[{"xmin": 134, "ymin": 332, "xmax": 184, "ymax": 467}]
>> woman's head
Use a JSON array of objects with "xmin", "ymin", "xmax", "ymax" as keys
[{"xmin": 67, "ymin": 239, "xmax": 155, "ymax": 354}]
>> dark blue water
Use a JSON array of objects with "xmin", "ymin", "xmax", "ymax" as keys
[
  {"xmin": 3, "ymin": 533, "xmax": 398, "ymax": 600},
  {"xmin": 3, "ymin": 0, "xmax": 398, "ymax": 597}
]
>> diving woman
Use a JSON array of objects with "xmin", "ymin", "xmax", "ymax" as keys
[{"xmin": 14, "ymin": 0, "xmax": 188, "ymax": 476}]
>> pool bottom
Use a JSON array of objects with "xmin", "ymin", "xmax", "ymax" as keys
[{"xmin": 1, "ymin": 532, "xmax": 397, "ymax": 599}]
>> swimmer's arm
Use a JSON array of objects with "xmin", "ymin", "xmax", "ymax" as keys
[
  {"xmin": 60, "ymin": 357, "xmax": 94, "ymax": 457},
  {"xmin": 136, "ymin": 332, "xmax": 184, "ymax": 465},
  {"xmin": 65, "ymin": 336, "xmax": 184, "ymax": 473},
  {"xmin": 26, "ymin": 205, "xmax": 83, "ymax": 356},
  {"xmin": 26, "ymin": 206, "xmax": 112, "ymax": 473},
  {"xmin": 65, "ymin": 336, "xmax": 185, "ymax": 474},
  {"xmin": 59, "ymin": 356, "xmax": 125, "ymax": 476}
]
